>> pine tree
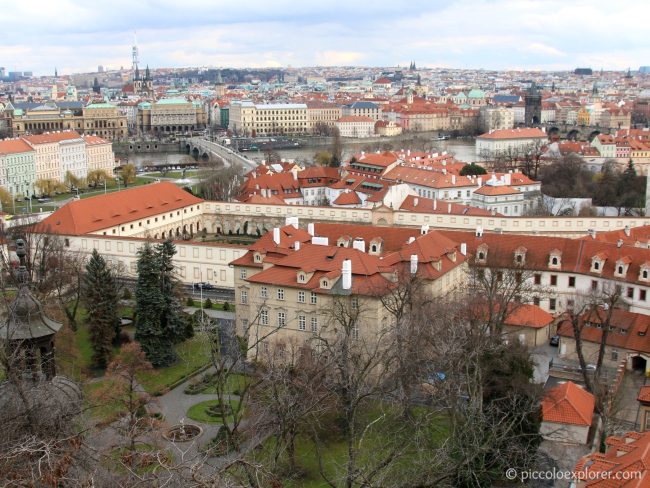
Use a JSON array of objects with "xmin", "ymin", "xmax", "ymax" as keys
[
  {"xmin": 83, "ymin": 249, "xmax": 120, "ymax": 369},
  {"xmin": 157, "ymin": 240, "xmax": 187, "ymax": 342},
  {"xmin": 134, "ymin": 242, "xmax": 176, "ymax": 367}
]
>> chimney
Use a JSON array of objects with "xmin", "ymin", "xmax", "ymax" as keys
[
  {"xmin": 476, "ymin": 225, "xmax": 483, "ymax": 237},
  {"xmin": 451, "ymin": 174, "xmax": 456, "ymax": 185},
  {"xmin": 342, "ymin": 259, "xmax": 352, "ymax": 290},
  {"xmin": 273, "ymin": 227, "xmax": 280, "ymax": 245},
  {"xmin": 448, "ymin": 203, "xmax": 452, "ymax": 213},
  {"xmin": 433, "ymin": 199, "xmax": 437, "ymax": 210},
  {"xmin": 624, "ymin": 225, "xmax": 631, "ymax": 237},
  {"xmin": 617, "ymin": 239, "xmax": 623, "ymax": 248},
  {"xmin": 460, "ymin": 243, "xmax": 467, "ymax": 256},
  {"xmin": 307, "ymin": 222, "xmax": 315, "ymax": 236},
  {"xmin": 408, "ymin": 236, "xmax": 416, "ymax": 244},
  {"xmin": 421, "ymin": 224, "xmax": 429, "ymax": 235},
  {"xmin": 352, "ymin": 238, "xmax": 366, "ymax": 252},
  {"xmin": 285, "ymin": 216, "xmax": 299, "ymax": 229},
  {"xmin": 410, "ymin": 254, "xmax": 418, "ymax": 275},
  {"xmin": 291, "ymin": 167, "xmax": 298, "ymax": 180},
  {"xmin": 413, "ymin": 197, "xmax": 419, "ymax": 207},
  {"xmin": 588, "ymin": 228, "xmax": 597, "ymax": 239},
  {"xmin": 295, "ymin": 241, "xmax": 300, "ymax": 251}
]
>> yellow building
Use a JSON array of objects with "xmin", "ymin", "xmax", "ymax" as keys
[
  {"xmin": 228, "ymin": 101, "xmax": 309, "ymax": 137},
  {"xmin": 576, "ymin": 107, "xmax": 591, "ymax": 126}
]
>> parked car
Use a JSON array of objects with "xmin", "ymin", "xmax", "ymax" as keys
[
  {"xmin": 549, "ymin": 334, "xmax": 560, "ymax": 347},
  {"xmin": 193, "ymin": 282, "xmax": 216, "ymax": 290}
]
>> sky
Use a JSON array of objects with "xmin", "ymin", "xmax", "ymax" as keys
[{"xmin": 2, "ymin": 0, "xmax": 650, "ymax": 75}]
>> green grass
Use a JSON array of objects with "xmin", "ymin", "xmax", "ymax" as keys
[
  {"xmin": 186, "ymin": 372, "xmax": 250, "ymax": 395},
  {"xmin": 137, "ymin": 333, "xmax": 211, "ymax": 395},
  {"xmin": 187, "ymin": 398, "xmax": 240, "ymax": 424},
  {"xmin": 84, "ymin": 378, "xmax": 128, "ymax": 426},
  {"xmin": 258, "ymin": 402, "xmax": 450, "ymax": 488}
]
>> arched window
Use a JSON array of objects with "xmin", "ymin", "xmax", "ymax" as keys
[
  {"xmin": 594, "ymin": 262, "xmax": 600, "ymax": 270},
  {"xmin": 551, "ymin": 257, "xmax": 558, "ymax": 265}
]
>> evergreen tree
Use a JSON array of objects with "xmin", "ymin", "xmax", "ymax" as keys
[
  {"xmin": 157, "ymin": 240, "xmax": 188, "ymax": 342},
  {"xmin": 83, "ymin": 249, "xmax": 120, "ymax": 369},
  {"xmin": 134, "ymin": 242, "xmax": 176, "ymax": 367}
]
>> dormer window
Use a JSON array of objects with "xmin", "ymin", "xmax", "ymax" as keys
[
  {"xmin": 514, "ymin": 246, "xmax": 527, "ymax": 266},
  {"xmin": 254, "ymin": 252, "xmax": 263, "ymax": 263},
  {"xmin": 476, "ymin": 244, "xmax": 488, "ymax": 263},
  {"xmin": 591, "ymin": 255, "xmax": 605, "ymax": 273},
  {"xmin": 615, "ymin": 258, "xmax": 630, "ymax": 277},
  {"xmin": 321, "ymin": 279, "xmax": 329, "ymax": 289},
  {"xmin": 643, "ymin": 269, "xmax": 649, "ymax": 280},
  {"xmin": 297, "ymin": 272, "xmax": 306, "ymax": 283},
  {"xmin": 548, "ymin": 249, "xmax": 562, "ymax": 269}
]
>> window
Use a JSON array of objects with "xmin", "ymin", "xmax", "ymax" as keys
[
  {"xmin": 261, "ymin": 309, "xmax": 268, "ymax": 325},
  {"xmin": 277, "ymin": 288, "xmax": 285, "ymax": 300},
  {"xmin": 311, "ymin": 317, "xmax": 318, "ymax": 332},
  {"xmin": 618, "ymin": 266, "xmax": 624, "ymax": 275},
  {"xmin": 551, "ymin": 257, "xmax": 558, "ymax": 266},
  {"xmin": 240, "ymin": 269, "xmax": 247, "ymax": 280},
  {"xmin": 594, "ymin": 261, "xmax": 600, "ymax": 270},
  {"xmin": 568, "ymin": 276, "xmax": 576, "ymax": 287},
  {"xmin": 534, "ymin": 274, "xmax": 541, "ymax": 285},
  {"xmin": 310, "ymin": 292, "xmax": 317, "ymax": 304},
  {"xmin": 549, "ymin": 298, "xmax": 556, "ymax": 311},
  {"xmin": 550, "ymin": 275, "xmax": 557, "ymax": 286},
  {"xmin": 478, "ymin": 251, "xmax": 485, "ymax": 260},
  {"xmin": 496, "ymin": 271, "xmax": 503, "ymax": 282},
  {"xmin": 241, "ymin": 319, "xmax": 249, "ymax": 333},
  {"xmin": 298, "ymin": 315, "xmax": 306, "ymax": 331},
  {"xmin": 644, "ymin": 270, "xmax": 649, "ymax": 280},
  {"xmin": 591, "ymin": 280, "xmax": 598, "ymax": 290},
  {"xmin": 352, "ymin": 325, "xmax": 359, "ymax": 340},
  {"xmin": 260, "ymin": 286, "xmax": 268, "ymax": 299},
  {"xmin": 278, "ymin": 312, "xmax": 286, "ymax": 327},
  {"xmin": 298, "ymin": 273, "xmax": 306, "ymax": 282},
  {"xmin": 351, "ymin": 297, "xmax": 359, "ymax": 309},
  {"xmin": 611, "ymin": 349, "xmax": 619, "ymax": 361},
  {"xmin": 240, "ymin": 290, "xmax": 248, "ymax": 304},
  {"xmin": 533, "ymin": 296, "xmax": 540, "ymax": 306},
  {"xmin": 627, "ymin": 287, "xmax": 634, "ymax": 299},
  {"xmin": 641, "ymin": 290, "xmax": 647, "ymax": 301},
  {"xmin": 298, "ymin": 291, "xmax": 305, "ymax": 303}
]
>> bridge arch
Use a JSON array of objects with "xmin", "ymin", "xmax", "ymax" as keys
[{"xmin": 567, "ymin": 129, "xmax": 580, "ymax": 141}]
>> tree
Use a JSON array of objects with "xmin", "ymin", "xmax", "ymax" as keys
[
  {"xmin": 459, "ymin": 163, "xmax": 487, "ymax": 176},
  {"xmin": 83, "ymin": 249, "xmax": 120, "ymax": 368},
  {"xmin": 94, "ymin": 342, "xmax": 159, "ymax": 460},
  {"xmin": 197, "ymin": 162, "xmax": 244, "ymax": 201},
  {"xmin": 64, "ymin": 171, "xmax": 85, "ymax": 192},
  {"xmin": 0, "ymin": 186, "xmax": 11, "ymax": 210},
  {"xmin": 330, "ymin": 126, "xmax": 343, "ymax": 167},
  {"xmin": 87, "ymin": 169, "xmax": 113, "ymax": 189},
  {"xmin": 34, "ymin": 178, "xmax": 64, "ymax": 197},
  {"xmin": 120, "ymin": 164, "xmax": 137, "ymax": 187},
  {"xmin": 157, "ymin": 240, "xmax": 188, "ymax": 342},
  {"xmin": 134, "ymin": 242, "xmax": 176, "ymax": 367},
  {"xmin": 314, "ymin": 150, "xmax": 334, "ymax": 167}
]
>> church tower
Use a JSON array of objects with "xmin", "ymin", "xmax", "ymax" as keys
[{"xmin": 524, "ymin": 82, "xmax": 542, "ymax": 126}]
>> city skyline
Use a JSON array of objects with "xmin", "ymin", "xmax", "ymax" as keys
[{"xmin": 3, "ymin": 0, "xmax": 650, "ymax": 76}]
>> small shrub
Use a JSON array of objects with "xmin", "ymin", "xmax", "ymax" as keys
[
  {"xmin": 204, "ymin": 298, "xmax": 213, "ymax": 309},
  {"xmin": 186, "ymin": 297, "xmax": 194, "ymax": 307},
  {"xmin": 122, "ymin": 287, "xmax": 132, "ymax": 300},
  {"xmin": 222, "ymin": 301, "xmax": 230, "ymax": 311}
]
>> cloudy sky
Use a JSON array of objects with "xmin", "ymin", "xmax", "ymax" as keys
[{"xmin": 2, "ymin": 0, "xmax": 649, "ymax": 75}]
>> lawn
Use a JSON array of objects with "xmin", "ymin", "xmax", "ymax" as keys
[
  {"xmin": 258, "ymin": 402, "xmax": 450, "ymax": 488},
  {"xmin": 187, "ymin": 398, "xmax": 241, "ymax": 424},
  {"xmin": 185, "ymin": 372, "xmax": 250, "ymax": 395},
  {"xmin": 83, "ymin": 378, "xmax": 128, "ymax": 426},
  {"xmin": 137, "ymin": 333, "xmax": 211, "ymax": 395}
]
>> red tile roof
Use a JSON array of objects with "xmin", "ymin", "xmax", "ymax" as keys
[
  {"xmin": 474, "ymin": 185, "xmax": 521, "ymax": 196},
  {"xmin": 0, "ymin": 138, "xmax": 35, "ymax": 154},
  {"xmin": 542, "ymin": 381, "xmax": 595, "ymax": 426},
  {"xmin": 478, "ymin": 128, "xmax": 547, "ymax": 140},
  {"xmin": 574, "ymin": 430, "xmax": 650, "ymax": 487},
  {"xmin": 332, "ymin": 191, "xmax": 361, "ymax": 205},
  {"xmin": 638, "ymin": 386, "xmax": 650, "ymax": 403},
  {"xmin": 38, "ymin": 182, "xmax": 203, "ymax": 235},
  {"xmin": 399, "ymin": 195, "xmax": 495, "ymax": 216},
  {"xmin": 504, "ymin": 303, "xmax": 554, "ymax": 328},
  {"xmin": 22, "ymin": 131, "xmax": 82, "ymax": 144}
]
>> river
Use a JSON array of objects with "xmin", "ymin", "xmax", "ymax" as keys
[{"xmin": 120, "ymin": 138, "xmax": 477, "ymax": 168}]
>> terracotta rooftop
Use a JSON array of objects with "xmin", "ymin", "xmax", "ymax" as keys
[
  {"xmin": 478, "ymin": 128, "xmax": 547, "ymax": 140},
  {"xmin": 542, "ymin": 381, "xmax": 595, "ymax": 426},
  {"xmin": 38, "ymin": 182, "xmax": 203, "ymax": 235}
]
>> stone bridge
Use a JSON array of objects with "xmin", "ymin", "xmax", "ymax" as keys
[
  {"xmin": 541, "ymin": 123, "xmax": 613, "ymax": 141},
  {"xmin": 180, "ymin": 137, "xmax": 257, "ymax": 170}
]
